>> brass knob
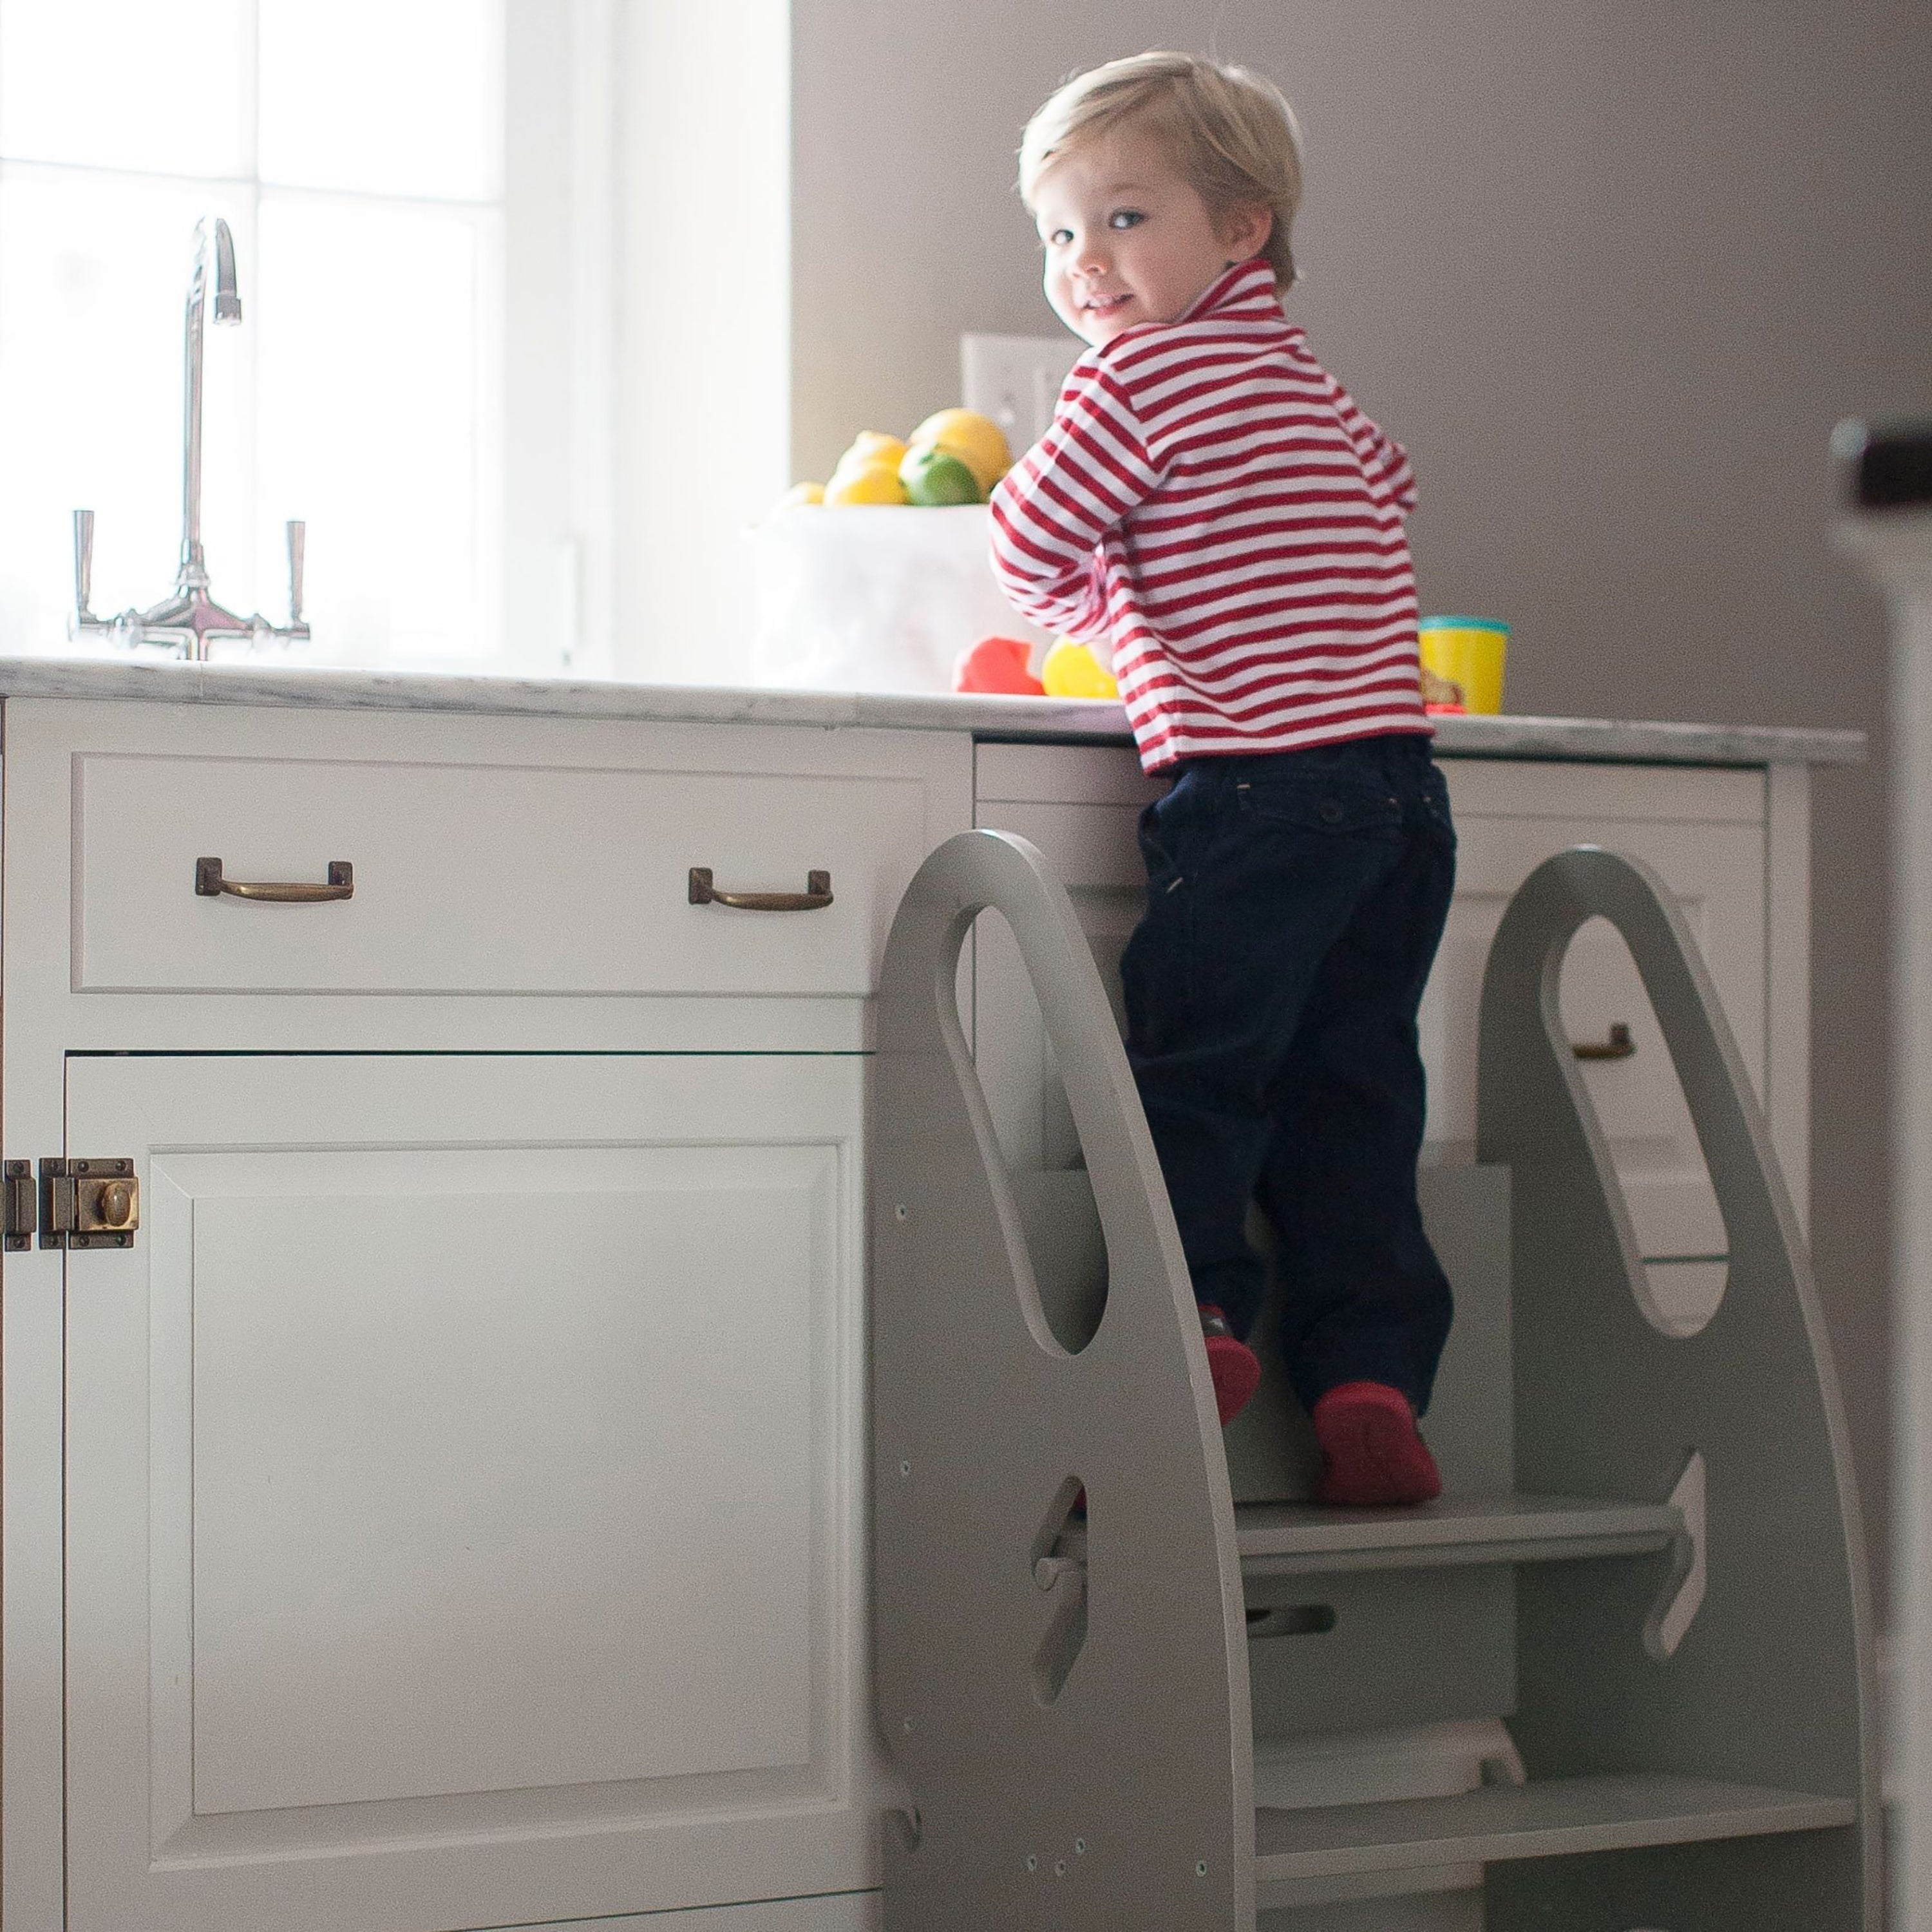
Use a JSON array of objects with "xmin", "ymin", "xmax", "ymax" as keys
[{"xmin": 96, "ymin": 1181, "xmax": 133, "ymax": 1228}]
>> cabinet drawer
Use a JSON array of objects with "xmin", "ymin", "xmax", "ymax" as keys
[{"xmin": 73, "ymin": 750, "xmax": 936, "ymax": 997}]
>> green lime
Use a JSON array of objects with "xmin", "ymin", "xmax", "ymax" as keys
[{"xmin": 900, "ymin": 445, "xmax": 983, "ymax": 506}]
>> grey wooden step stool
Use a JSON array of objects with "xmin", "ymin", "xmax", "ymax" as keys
[{"xmin": 871, "ymin": 830, "xmax": 1876, "ymax": 1929}]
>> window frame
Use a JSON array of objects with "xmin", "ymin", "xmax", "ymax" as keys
[{"xmin": 0, "ymin": 0, "xmax": 616, "ymax": 674}]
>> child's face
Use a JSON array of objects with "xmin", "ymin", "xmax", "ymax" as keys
[{"xmin": 1032, "ymin": 120, "xmax": 1271, "ymax": 348}]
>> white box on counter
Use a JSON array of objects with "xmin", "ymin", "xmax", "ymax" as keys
[{"xmin": 750, "ymin": 504, "xmax": 1050, "ymax": 694}]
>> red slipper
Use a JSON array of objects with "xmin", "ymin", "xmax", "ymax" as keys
[
  {"xmin": 1200, "ymin": 1305, "xmax": 1262, "ymax": 1427},
  {"xmin": 1311, "ymin": 1380, "xmax": 1442, "ymax": 1505}
]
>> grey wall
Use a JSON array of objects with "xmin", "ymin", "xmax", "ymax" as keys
[{"xmin": 792, "ymin": 0, "xmax": 1932, "ymax": 1613}]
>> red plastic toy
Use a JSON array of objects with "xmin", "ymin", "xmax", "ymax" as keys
[{"xmin": 953, "ymin": 634, "xmax": 1044, "ymax": 696}]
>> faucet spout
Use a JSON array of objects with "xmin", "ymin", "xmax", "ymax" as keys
[
  {"xmin": 209, "ymin": 219, "xmax": 241, "ymax": 323},
  {"xmin": 180, "ymin": 215, "xmax": 242, "ymax": 591}
]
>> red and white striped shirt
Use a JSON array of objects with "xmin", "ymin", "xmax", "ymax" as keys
[{"xmin": 989, "ymin": 260, "xmax": 1430, "ymax": 773}]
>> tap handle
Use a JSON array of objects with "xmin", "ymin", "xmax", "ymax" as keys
[
  {"xmin": 285, "ymin": 520, "xmax": 305, "ymax": 625},
  {"xmin": 73, "ymin": 509, "xmax": 95, "ymax": 617}
]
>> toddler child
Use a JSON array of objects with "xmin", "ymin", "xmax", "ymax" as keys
[{"xmin": 990, "ymin": 51, "xmax": 1455, "ymax": 1505}]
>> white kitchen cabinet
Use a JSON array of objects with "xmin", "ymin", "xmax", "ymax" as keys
[
  {"xmin": 971, "ymin": 741, "xmax": 1813, "ymax": 1352},
  {"xmin": 3, "ymin": 693, "xmax": 968, "ymax": 1932},
  {"xmin": 0, "ymin": 668, "xmax": 1846, "ymax": 1932}
]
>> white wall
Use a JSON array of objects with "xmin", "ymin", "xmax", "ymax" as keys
[{"xmin": 616, "ymin": 0, "xmax": 791, "ymax": 685}]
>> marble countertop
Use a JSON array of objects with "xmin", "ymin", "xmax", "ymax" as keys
[{"xmin": 0, "ymin": 656, "xmax": 1867, "ymax": 767}]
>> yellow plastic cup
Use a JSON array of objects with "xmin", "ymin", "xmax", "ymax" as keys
[{"xmin": 1418, "ymin": 616, "xmax": 1510, "ymax": 714}]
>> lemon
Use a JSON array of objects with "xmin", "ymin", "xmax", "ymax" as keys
[
  {"xmin": 838, "ymin": 430, "xmax": 909, "ymax": 475},
  {"xmin": 900, "ymin": 445, "xmax": 983, "ymax": 506},
  {"xmin": 824, "ymin": 462, "xmax": 909, "ymax": 506},
  {"xmin": 908, "ymin": 408, "xmax": 1012, "ymax": 493},
  {"xmin": 779, "ymin": 481, "xmax": 825, "ymax": 509},
  {"xmin": 1041, "ymin": 637, "xmax": 1119, "ymax": 699}
]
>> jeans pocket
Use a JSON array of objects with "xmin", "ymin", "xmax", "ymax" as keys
[{"xmin": 1236, "ymin": 769, "xmax": 1404, "ymax": 840}]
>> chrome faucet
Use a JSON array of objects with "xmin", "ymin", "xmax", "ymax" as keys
[{"xmin": 70, "ymin": 216, "xmax": 310, "ymax": 659}]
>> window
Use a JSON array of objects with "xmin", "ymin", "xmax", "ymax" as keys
[{"xmin": 0, "ymin": 0, "xmax": 610, "ymax": 671}]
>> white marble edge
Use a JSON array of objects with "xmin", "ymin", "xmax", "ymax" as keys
[{"xmin": 0, "ymin": 655, "xmax": 1868, "ymax": 768}]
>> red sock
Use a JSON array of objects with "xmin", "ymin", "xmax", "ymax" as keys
[
  {"xmin": 1311, "ymin": 1380, "xmax": 1442, "ymax": 1506},
  {"xmin": 1200, "ymin": 1305, "xmax": 1262, "ymax": 1427}
]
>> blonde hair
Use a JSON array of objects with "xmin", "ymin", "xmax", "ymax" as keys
[{"xmin": 1019, "ymin": 52, "xmax": 1305, "ymax": 292}]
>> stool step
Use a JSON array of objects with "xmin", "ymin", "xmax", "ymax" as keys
[
  {"xmin": 1233, "ymin": 1493, "xmax": 1681, "ymax": 1578},
  {"xmin": 1053, "ymin": 1493, "xmax": 1679, "ymax": 1580},
  {"xmin": 1255, "ymin": 1773, "xmax": 1854, "ymax": 1886}
]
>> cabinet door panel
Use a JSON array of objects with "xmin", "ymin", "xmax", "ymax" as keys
[
  {"xmin": 181, "ymin": 1148, "xmax": 817, "ymax": 1814},
  {"xmin": 64, "ymin": 1053, "xmax": 880, "ymax": 1932}
]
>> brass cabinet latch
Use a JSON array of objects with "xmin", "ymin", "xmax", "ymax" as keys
[
  {"xmin": 1, "ymin": 1159, "xmax": 142, "ymax": 1251},
  {"xmin": 37, "ymin": 1158, "xmax": 140, "ymax": 1251},
  {"xmin": 3, "ymin": 1161, "xmax": 35, "ymax": 1251}
]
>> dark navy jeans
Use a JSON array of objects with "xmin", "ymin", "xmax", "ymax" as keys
[{"xmin": 1119, "ymin": 734, "xmax": 1457, "ymax": 1416}]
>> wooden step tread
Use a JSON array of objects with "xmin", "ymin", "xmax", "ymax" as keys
[
  {"xmin": 1233, "ymin": 1493, "xmax": 1681, "ymax": 1577},
  {"xmin": 1255, "ymin": 1773, "xmax": 1855, "ymax": 1882}
]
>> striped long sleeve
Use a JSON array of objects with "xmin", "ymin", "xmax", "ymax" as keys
[
  {"xmin": 987, "ymin": 357, "xmax": 1159, "ymax": 641},
  {"xmin": 988, "ymin": 260, "xmax": 1430, "ymax": 773}
]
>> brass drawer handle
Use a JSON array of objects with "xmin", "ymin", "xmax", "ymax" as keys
[
  {"xmin": 196, "ymin": 857, "xmax": 354, "ymax": 902},
  {"xmin": 688, "ymin": 867, "xmax": 833, "ymax": 912},
  {"xmin": 1573, "ymin": 1021, "xmax": 1636, "ymax": 1061}
]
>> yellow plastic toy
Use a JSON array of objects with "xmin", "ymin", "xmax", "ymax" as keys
[
  {"xmin": 1040, "ymin": 638, "xmax": 1119, "ymax": 699},
  {"xmin": 1417, "ymin": 616, "xmax": 1509, "ymax": 713}
]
